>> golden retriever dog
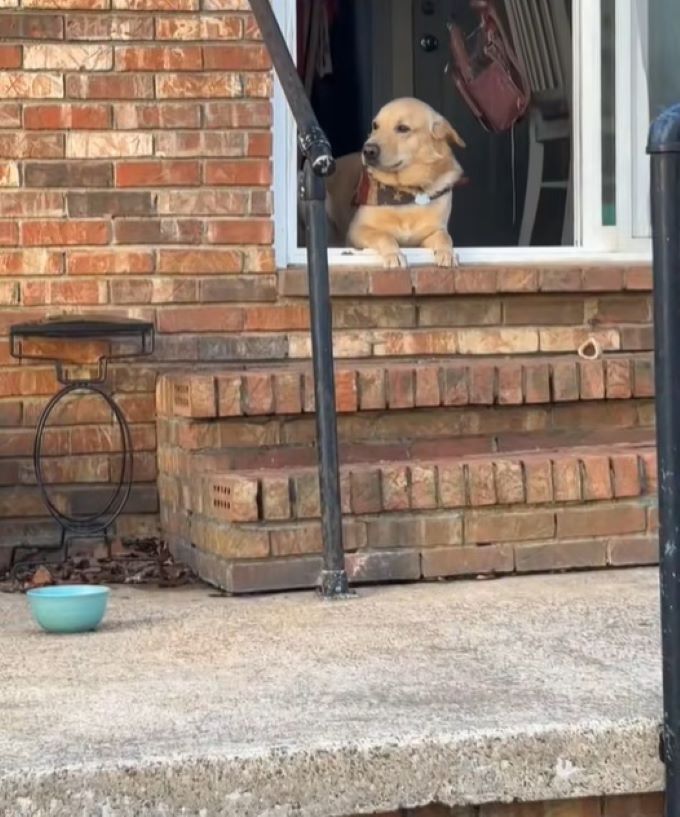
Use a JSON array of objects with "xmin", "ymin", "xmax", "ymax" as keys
[{"xmin": 326, "ymin": 97, "xmax": 465, "ymax": 268}]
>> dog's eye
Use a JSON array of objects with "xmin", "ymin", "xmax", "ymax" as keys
[
  {"xmin": 395, "ymin": 124, "xmax": 411, "ymax": 134},
  {"xmin": 371, "ymin": 121, "xmax": 378, "ymax": 131}
]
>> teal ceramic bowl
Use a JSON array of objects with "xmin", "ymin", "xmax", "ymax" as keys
[{"xmin": 26, "ymin": 585, "xmax": 110, "ymax": 634}]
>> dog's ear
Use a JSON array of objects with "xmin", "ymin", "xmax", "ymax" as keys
[{"xmin": 432, "ymin": 116, "xmax": 466, "ymax": 149}]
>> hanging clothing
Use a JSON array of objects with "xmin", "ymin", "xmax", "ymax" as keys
[{"xmin": 297, "ymin": 0, "xmax": 338, "ymax": 95}]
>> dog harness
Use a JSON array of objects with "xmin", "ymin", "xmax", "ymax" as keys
[{"xmin": 352, "ymin": 169, "xmax": 467, "ymax": 207}]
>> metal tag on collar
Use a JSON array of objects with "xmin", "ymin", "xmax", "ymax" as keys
[{"xmin": 414, "ymin": 192, "xmax": 431, "ymax": 206}]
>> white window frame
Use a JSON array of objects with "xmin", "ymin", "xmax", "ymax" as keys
[{"xmin": 272, "ymin": 0, "xmax": 652, "ymax": 267}]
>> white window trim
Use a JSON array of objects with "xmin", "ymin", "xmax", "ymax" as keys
[{"xmin": 272, "ymin": 0, "xmax": 652, "ymax": 268}]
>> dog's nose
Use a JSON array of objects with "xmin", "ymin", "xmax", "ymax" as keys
[{"xmin": 363, "ymin": 143, "xmax": 380, "ymax": 164}]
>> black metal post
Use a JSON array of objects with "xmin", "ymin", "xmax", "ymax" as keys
[
  {"xmin": 248, "ymin": 0, "xmax": 349, "ymax": 597},
  {"xmin": 301, "ymin": 163, "xmax": 349, "ymax": 597},
  {"xmin": 649, "ymin": 103, "xmax": 680, "ymax": 816}
]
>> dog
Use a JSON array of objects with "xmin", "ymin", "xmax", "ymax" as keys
[{"xmin": 325, "ymin": 97, "xmax": 466, "ymax": 268}]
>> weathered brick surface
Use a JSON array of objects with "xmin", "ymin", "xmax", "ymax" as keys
[
  {"xmin": 0, "ymin": 4, "xmax": 272, "ymax": 548},
  {"xmin": 342, "ymin": 792, "xmax": 664, "ymax": 817},
  {"xmin": 158, "ymin": 354, "xmax": 656, "ymax": 418}
]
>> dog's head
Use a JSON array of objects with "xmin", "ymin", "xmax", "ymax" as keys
[{"xmin": 361, "ymin": 98, "xmax": 465, "ymax": 189}]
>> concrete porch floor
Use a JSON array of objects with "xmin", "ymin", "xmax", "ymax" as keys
[{"xmin": 0, "ymin": 569, "xmax": 664, "ymax": 817}]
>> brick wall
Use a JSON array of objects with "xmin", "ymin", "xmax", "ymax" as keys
[
  {"xmin": 0, "ymin": 0, "xmax": 275, "ymax": 553},
  {"xmin": 354, "ymin": 793, "xmax": 664, "ymax": 817}
]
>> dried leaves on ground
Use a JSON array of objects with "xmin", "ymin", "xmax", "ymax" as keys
[{"xmin": 0, "ymin": 538, "xmax": 197, "ymax": 594}]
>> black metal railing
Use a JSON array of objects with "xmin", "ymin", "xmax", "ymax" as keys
[
  {"xmin": 249, "ymin": 0, "xmax": 349, "ymax": 599},
  {"xmin": 649, "ymin": 103, "xmax": 680, "ymax": 817}
]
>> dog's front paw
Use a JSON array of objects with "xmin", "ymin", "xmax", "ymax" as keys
[
  {"xmin": 434, "ymin": 247, "xmax": 456, "ymax": 268},
  {"xmin": 383, "ymin": 251, "xmax": 408, "ymax": 268}
]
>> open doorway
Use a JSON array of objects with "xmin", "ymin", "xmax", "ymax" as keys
[{"xmin": 296, "ymin": 0, "xmax": 573, "ymax": 249}]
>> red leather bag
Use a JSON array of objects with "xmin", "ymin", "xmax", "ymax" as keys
[{"xmin": 447, "ymin": 0, "xmax": 530, "ymax": 133}]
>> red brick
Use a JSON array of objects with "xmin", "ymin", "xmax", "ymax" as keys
[
  {"xmin": 623, "ymin": 267, "xmax": 653, "ymax": 291},
  {"xmin": 412, "ymin": 267, "xmax": 455, "ymax": 294},
  {"xmin": 204, "ymin": 159, "xmax": 271, "ymax": 186},
  {"xmin": 0, "ymin": 104, "xmax": 21, "ymax": 129},
  {"xmin": 466, "ymin": 462, "xmax": 496, "ymax": 506},
  {"xmin": 243, "ymin": 373, "xmax": 273, "ymax": 416},
  {"xmin": 0, "ymin": 223, "xmax": 18, "ymax": 246},
  {"xmin": 334, "ymin": 370, "xmax": 358, "ymax": 412},
  {"xmin": 415, "ymin": 366, "xmax": 441, "ymax": 407},
  {"xmin": 24, "ymin": 104, "xmax": 110, "ymax": 130},
  {"xmin": 466, "ymin": 509, "xmax": 555, "ymax": 543},
  {"xmin": 387, "ymin": 368, "xmax": 414, "ymax": 409},
  {"xmin": 157, "ymin": 249, "xmax": 242, "ymax": 274},
  {"xmin": 67, "ymin": 250, "xmax": 153, "ymax": 275},
  {"xmin": 381, "ymin": 465, "xmax": 410, "ymax": 511},
  {"xmin": 497, "ymin": 362, "xmax": 522, "ymax": 405},
  {"xmin": 216, "ymin": 375, "xmax": 242, "ymax": 417},
  {"xmin": 203, "ymin": 44, "xmax": 271, "ymax": 71},
  {"xmin": 524, "ymin": 362, "xmax": 550, "ymax": 403},
  {"xmin": 115, "ymin": 46, "xmax": 202, "ymax": 72},
  {"xmin": 0, "ymin": 133, "xmax": 63, "ymax": 159},
  {"xmin": 358, "ymin": 369, "xmax": 386, "ymax": 411},
  {"xmin": 350, "ymin": 470, "xmax": 382, "ymax": 514},
  {"xmin": 581, "ymin": 455, "xmax": 613, "ymax": 501},
  {"xmin": 0, "ymin": 46, "xmax": 23, "ymax": 69},
  {"xmin": 455, "ymin": 267, "xmax": 497, "ymax": 293},
  {"xmin": 604, "ymin": 793, "xmax": 663, "ymax": 817},
  {"xmin": 0, "ymin": 15, "xmax": 63, "ymax": 39},
  {"xmin": 21, "ymin": 220, "xmax": 109, "ymax": 246},
  {"xmin": 606, "ymin": 359, "xmax": 633, "ymax": 399},
  {"xmin": 497, "ymin": 267, "xmax": 538, "ymax": 292},
  {"xmin": 293, "ymin": 473, "xmax": 320, "ymax": 519},
  {"xmin": 556, "ymin": 503, "xmax": 647, "ymax": 538},
  {"xmin": 410, "ymin": 465, "xmax": 437, "ymax": 509},
  {"xmin": 515, "ymin": 540, "xmax": 607, "ymax": 572},
  {"xmin": 437, "ymin": 463, "xmax": 466, "ymax": 507},
  {"xmin": 207, "ymin": 219, "xmax": 273, "ymax": 245},
  {"xmin": 469, "ymin": 363, "xmax": 494, "ymax": 404},
  {"xmin": 524, "ymin": 460, "xmax": 553, "ymax": 505},
  {"xmin": 607, "ymin": 536, "xmax": 657, "ymax": 567},
  {"xmin": 641, "ymin": 451, "xmax": 657, "ymax": 493},
  {"xmin": 247, "ymin": 132, "xmax": 272, "ymax": 157},
  {"xmin": 346, "ymin": 550, "xmax": 420, "ymax": 583},
  {"xmin": 204, "ymin": 100, "xmax": 271, "ymax": 129},
  {"xmin": 273, "ymin": 372, "xmax": 302, "ymax": 415},
  {"xmin": 243, "ymin": 306, "xmax": 309, "ymax": 332},
  {"xmin": 633, "ymin": 357, "xmax": 654, "ymax": 397},
  {"xmin": 552, "ymin": 360, "xmax": 579, "ymax": 402},
  {"xmin": 66, "ymin": 74, "xmax": 154, "ymax": 99},
  {"xmin": 539, "ymin": 268, "xmax": 582, "ymax": 291},
  {"xmin": 579, "ymin": 360, "xmax": 605, "ymax": 400},
  {"xmin": 115, "ymin": 160, "xmax": 200, "ymax": 187},
  {"xmin": 370, "ymin": 268, "xmax": 411, "ymax": 296},
  {"xmin": 441, "ymin": 365, "xmax": 468, "ymax": 405},
  {"xmin": 157, "ymin": 306, "xmax": 243, "ymax": 333},
  {"xmin": 157, "ymin": 73, "xmax": 242, "ymax": 99},
  {"xmin": 611, "ymin": 454, "xmax": 642, "ymax": 498},
  {"xmin": 114, "ymin": 102, "xmax": 200, "ymax": 129},
  {"xmin": 582, "ymin": 267, "xmax": 624, "ymax": 291},
  {"xmin": 422, "ymin": 544, "xmax": 514, "ymax": 578},
  {"xmin": 552, "ymin": 456, "xmax": 582, "ymax": 502},
  {"xmin": 494, "ymin": 460, "xmax": 525, "ymax": 504},
  {"xmin": 261, "ymin": 477, "xmax": 290, "ymax": 521}
]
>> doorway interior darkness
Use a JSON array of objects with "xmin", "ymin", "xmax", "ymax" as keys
[{"xmin": 297, "ymin": 0, "xmax": 573, "ymax": 249}]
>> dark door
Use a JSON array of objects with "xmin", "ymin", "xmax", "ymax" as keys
[{"xmin": 411, "ymin": 0, "xmax": 528, "ymax": 246}]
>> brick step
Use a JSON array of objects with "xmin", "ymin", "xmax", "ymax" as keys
[
  {"xmin": 195, "ymin": 435, "xmax": 656, "ymax": 524},
  {"xmin": 158, "ymin": 351, "xmax": 654, "ymax": 420},
  {"xmin": 163, "ymin": 435, "xmax": 658, "ymax": 594},
  {"xmin": 279, "ymin": 264, "xmax": 652, "ymax": 298}
]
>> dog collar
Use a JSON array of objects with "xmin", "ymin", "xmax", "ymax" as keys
[{"xmin": 352, "ymin": 170, "xmax": 466, "ymax": 207}]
